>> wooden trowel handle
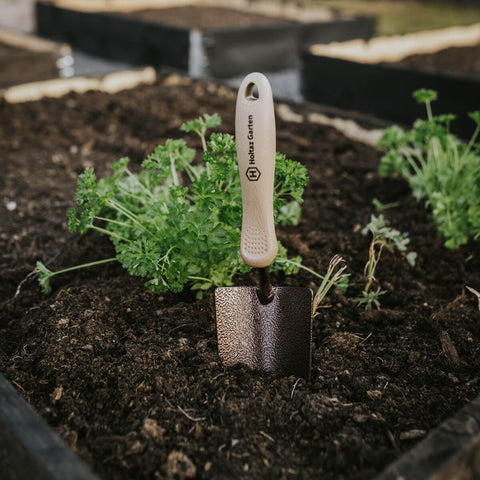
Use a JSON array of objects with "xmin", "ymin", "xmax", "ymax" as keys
[{"xmin": 236, "ymin": 72, "xmax": 278, "ymax": 269}]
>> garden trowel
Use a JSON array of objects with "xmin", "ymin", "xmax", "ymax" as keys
[{"xmin": 214, "ymin": 72, "xmax": 313, "ymax": 379}]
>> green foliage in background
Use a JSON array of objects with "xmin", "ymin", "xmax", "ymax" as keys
[{"xmin": 378, "ymin": 89, "xmax": 480, "ymax": 249}]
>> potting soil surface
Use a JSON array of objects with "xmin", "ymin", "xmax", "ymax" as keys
[
  {"xmin": 120, "ymin": 6, "xmax": 296, "ymax": 29},
  {"xmin": 1, "ymin": 74, "xmax": 480, "ymax": 480},
  {"xmin": 393, "ymin": 43, "xmax": 480, "ymax": 79}
]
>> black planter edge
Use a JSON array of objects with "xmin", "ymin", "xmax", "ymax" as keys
[
  {"xmin": 35, "ymin": 0, "xmax": 375, "ymax": 79},
  {"xmin": 0, "ymin": 373, "xmax": 99, "ymax": 480},
  {"xmin": 301, "ymin": 52, "xmax": 480, "ymax": 139},
  {"xmin": 375, "ymin": 395, "xmax": 480, "ymax": 480}
]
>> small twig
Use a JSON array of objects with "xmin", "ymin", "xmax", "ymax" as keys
[
  {"xmin": 466, "ymin": 286, "xmax": 480, "ymax": 311},
  {"xmin": 313, "ymin": 254, "xmax": 348, "ymax": 312},
  {"xmin": 12, "ymin": 380, "xmax": 27, "ymax": 395},
  {"xmin": 389, "ymin": 383, "xmax": 407, "ymax": 401},
  {"xmin": 359, "ymin": 332, "xmax": 373, "ymax": 345},
  {"xmin": 14, "ymin": 270, "xmax": 36, "ymax": 298},
  {"xmin": 167, "ymin": 324, "xmax": 189, "ymax": 335},
  {"xmin": 291, "ymin": 378, "xmax": 301, "ymax": 399},
  {"xmin": 440, "ymin": 330, "xmax": 461, "ymax": 366},
  {"xmin": 177, "ymin": 405, "xmax": 206, "ymax": 422},
  {"xmin": 387, "ymin": 430, "xmax": 400, "ymax": 452},
  {"xmin": 259, "ymin": 431, "xmax": 275, "ymax": 443}
]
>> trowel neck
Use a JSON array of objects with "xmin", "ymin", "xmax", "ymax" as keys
[{"xmin": 257, "ymin": 267, "xmax": 274, "ymax": 304}]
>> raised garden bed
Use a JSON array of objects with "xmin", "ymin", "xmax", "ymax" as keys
[
  {"xmin": 0, "ymin": 375, "xmax": 98, "ymax": 480},
  {"xmin": 302, "ymin": 24, "xmax": 480, "ymax": 137},
  {"xmin": 1, "ymin": 74, "xmax": 480, "ymax": 479},
  {"xmin": 0, "ymin": 26, "xmax": 72, "ymax": 88},
  {"xmin": 35, "ymin": 0, "xmax": 375, "ymax": 78}
]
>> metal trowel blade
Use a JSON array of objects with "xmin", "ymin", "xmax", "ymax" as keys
[{"xmin": 215, "ymin": 286, "xmax": 313, "ymax": 379}]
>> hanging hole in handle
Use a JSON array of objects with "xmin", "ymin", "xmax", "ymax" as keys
[{"xmin": 245, "ymin": 82, "xmax": 259, "ymax": 101}]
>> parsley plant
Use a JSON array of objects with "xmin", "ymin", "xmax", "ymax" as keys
[{"xmin": 36, "ymin": 114, "xmax": 310, "ymax": 296}]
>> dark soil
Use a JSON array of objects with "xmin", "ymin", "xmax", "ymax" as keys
[
  {"xmin": 122, "ymin": 6, "xmax": 296, "ymax": 29},
  {"xmin": 393, "ymin": 43, "xmax": 480, "ymax": 79},
  {"xmin": 1, "ymin": 74, "xmax": 479, "ymax": 480}
]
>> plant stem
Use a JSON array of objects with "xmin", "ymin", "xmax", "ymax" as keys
[
  {"xmin": 277, "ymin": 256, "xmax": 348, "ymax": 313},
  {"xmin": 188, "ymin": 276, "xmax": 212, "ymax": 283},
  {"xmin": 125, "ymin": 167, "xmax": 153, "ymax": 197},
  {"xmin": 117, "ymin": 185, "xmax": 151, "ymax": 202},
  {"xmin": 313, "ymin": 255, "xmax": 348, "ymax": 312},
  {"xmin": 95, "ymin": 216, "xmax": 132, "ymax": 228},
  {"xmin": 185, "ymin": 164, "xmax": 200, "ymax": 182},
  {"xmin": 276, "ymin": 258, "xmax": 325, "ymax": 280},
  {"xmin": 200, "ymin": 134, "xmax": 207, "ymax": 153},
  {"xmin": 107, "ymin": 200, "xmax": 152, "ymax": 236},
  {"xmin": 463, "ymin": 124, "xmax": 480, "ymax": 158},
  {"xmin": 48, "ymin": 257, "xmax": 117, "ymax": 276},
  {"xmin": 426, "ymin": 99, "xmax": 433, "ymax": 122},
  {"xmin": 90, "ymin": 225, "xmax": 129, "ymax": 243},
  {"xmin": 170, "ymin": 156, "xmax": 179, "ymax": 186},
  {"xmin": 364, "ymin": 239, "xmax": 383, "ymax": 294},
  {"xmin": 196, "ymin": 130, "xmax": 212, "ymax": 177}
]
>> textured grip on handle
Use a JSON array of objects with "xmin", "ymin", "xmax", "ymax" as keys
[{"xmin": 236, "ymin": 72, "xmax": 278, "ymax": 268}]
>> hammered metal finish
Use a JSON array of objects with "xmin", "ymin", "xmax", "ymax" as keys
[{"xmin": 215, "ymin": 287, "xmax": 313, "ymax": 379}]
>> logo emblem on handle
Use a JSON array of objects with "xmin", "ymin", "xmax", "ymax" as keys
[{"xmin": 246, "ymin": 167, "xmax": 261, "ymax": 181}]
